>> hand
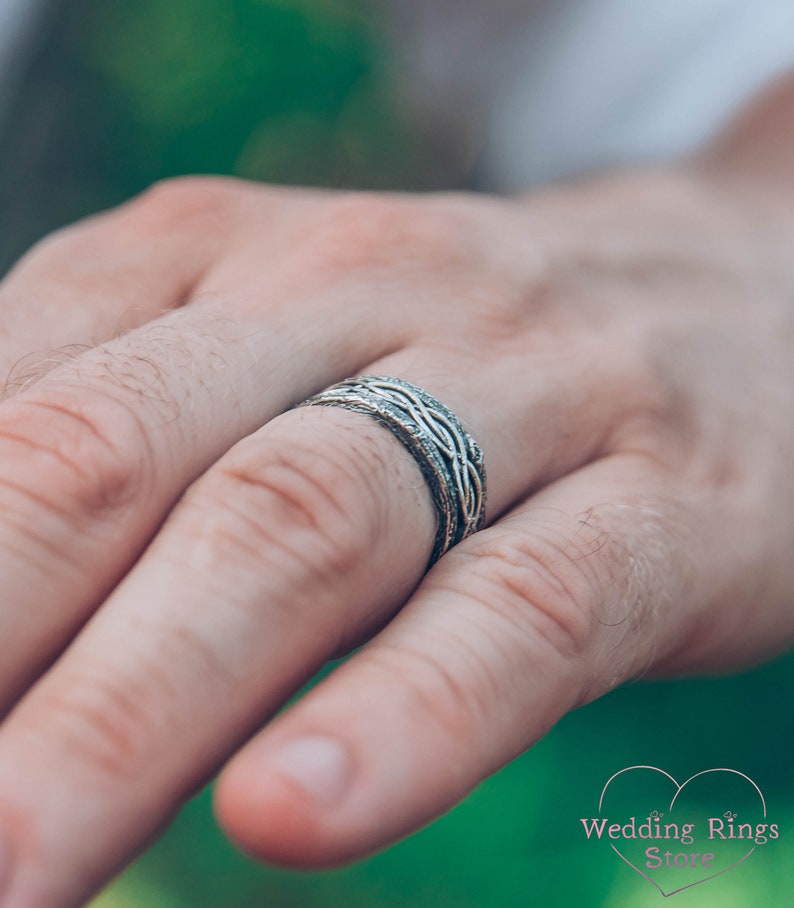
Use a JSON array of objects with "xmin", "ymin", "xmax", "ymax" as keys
[{"xmin": 0, "ymin": 169, "xmax": 791, "ymax": 907}]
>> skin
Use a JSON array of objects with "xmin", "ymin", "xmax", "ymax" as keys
[{"xmin": 0, "ymin": 73, "xmax": 792, "ymax": 908}]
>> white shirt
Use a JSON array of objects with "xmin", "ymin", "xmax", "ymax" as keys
[
  {"xmin": 382, "ymin": 0, "xmax": 794, "ymax": 188},
  {"xmin": 2, "ymin": 0, "xmax": 794, "ymax": 188}
]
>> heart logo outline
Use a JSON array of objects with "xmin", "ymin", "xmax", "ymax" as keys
[{"xmin": 599, "ymin": 766, "xmax": 766, "ymax": 898}]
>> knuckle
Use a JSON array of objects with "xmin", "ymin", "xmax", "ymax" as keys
[
  {"xmin": 6, "ymin": 222, "xmax": 86, "ymax": 272},
  {"xmin": 177, "ymin": 435, "xmax": 376, "ymax": 588},
  {"xmin": 298, "ymin": 192, "xmax": 464, "ymax": 278},
  {"xmin": 7, "ymin": 176, "xmax": 252, "ymax": 277},
  {"xmin": 357, "ymin": 619, "xmax": 510, "ymax": 759},
  {"xmin": 359, "ymin": 643, "xmax": 489, "ymax": 748},
  {"xmin": 2, "ymin": 221, "xmax": 129, "ymax": 290},
  {"xmin": 454, "ymin": 527, "xmax": 601, "ymax": 661},
  {"xmin": 26, "ymin": 666, "xmax": 166, "ymax": 780},
  {"xmin": 122, "ymin": 175, "xmax": 245, "ymax": 232},
  {"xmin": 19, "ymin": 627, "xmax": 238, "ymax": 784},
  {"xmin": 0, "ymin": 390, "xmax": 153, "ymax": 518}
]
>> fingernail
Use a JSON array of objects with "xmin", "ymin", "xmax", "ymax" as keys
[{"xmin": 267, "ymin": 735, "xmax": 353, "ymax": 806}]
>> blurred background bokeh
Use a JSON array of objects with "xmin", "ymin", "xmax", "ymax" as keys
[
  {"xmin": 0, "ymin": 0, "xmax": 455, "ymax": 275},
  {"xmin": 0, "ymin": 1, "xmax": 792, "ymax": 905}
]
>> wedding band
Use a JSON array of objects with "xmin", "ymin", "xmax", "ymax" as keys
[{"xmin": 296, "ymin": 376, "xmax": 487, "ymax": 568}]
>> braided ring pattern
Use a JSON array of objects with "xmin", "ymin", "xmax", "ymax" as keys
[{"xmin": 296, "ymin": 375, "xmax": 487, "ymax": 568}]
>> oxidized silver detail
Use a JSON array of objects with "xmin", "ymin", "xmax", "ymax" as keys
[{"xmin": 296, "ymin": 375, "xmax": 486, "ymax": 568}]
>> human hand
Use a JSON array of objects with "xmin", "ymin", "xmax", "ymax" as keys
[{"xmin": 0, "ymin": 170, "xmax": 792, "ymax": 906}]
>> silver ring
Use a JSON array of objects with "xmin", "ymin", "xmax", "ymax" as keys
[{"xmin": 296, "ymin": 375, "xmax": 487, "ymax": 568}]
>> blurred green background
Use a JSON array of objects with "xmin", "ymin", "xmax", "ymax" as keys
[{"xmin": 0, "ymin": 2, "xmax": 792, "ymax": 906}]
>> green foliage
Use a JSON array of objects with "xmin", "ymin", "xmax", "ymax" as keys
[
  {"xmin": 78, "ymin": 0, "xmax": 416, "ymax": 188},
  {"xmin": 0, "ymin": 0, "xmax": 426, "ymax": 271}
]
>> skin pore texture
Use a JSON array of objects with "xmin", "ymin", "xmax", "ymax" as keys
[{"xmin": 0, "ymin": 74, "xmax": 791, "ymax": 908}]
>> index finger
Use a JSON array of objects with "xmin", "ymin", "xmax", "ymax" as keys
[{"xmin": 0, "ymin": 178, "xmax": 251, "ymax": 387}]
